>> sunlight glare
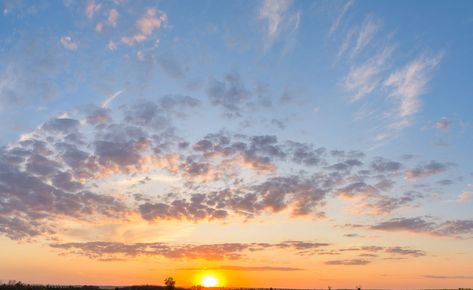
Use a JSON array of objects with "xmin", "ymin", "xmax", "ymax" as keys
[{"xmin": 201, "ymin": 275, "xmax": 218, "ymax": 287}]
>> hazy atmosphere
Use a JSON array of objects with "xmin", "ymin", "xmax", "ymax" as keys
[{"xmin": 1, "ymin": 0, "xmax": 473, "ymax": 289}]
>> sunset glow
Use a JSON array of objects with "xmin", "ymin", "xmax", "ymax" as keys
[
  {"xmin": 1, "ymin": 0, "xmax": 473, "ymax": 289},
  {"xmin": 201, "ymin": 275, "xmax": 219, "ymax": 288}
]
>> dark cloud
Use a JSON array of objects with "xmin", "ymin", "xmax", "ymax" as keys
[
  {"xmin": 207, "ymin": 73, "xmax": 251, "ymax": 117},
  {"xmin": 50, "ymin": 240, "xmax": 329, "ymax": 260},
  {"xmin": 405, "ymin": 160, "xmax": 451, "ymax": 179},
  {"xmin": 339, "ymin": 245, "xmax": 425, "ymax": 258},
  {"xmin": 0, "ymin": 96, "xmax": 461, "ymax": 242},
  {"xmin": 139, "ymin": 174, "xmax": 328, "ymax": 221},
  {"xmin": 384, "ymin": 246, "xmax": 425, "ymax": 257},
  {"xmin": 371, "ymin": 158, "xmax": 402, "ymax": 173},
  {"xmin": 371, "ymin": 217, "xmax": 473, "ymax": 238}
]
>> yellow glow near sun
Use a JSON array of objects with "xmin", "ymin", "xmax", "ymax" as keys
[{"xmin": 201, "ymin": 275, "xmax": 219, "ymax": 287}]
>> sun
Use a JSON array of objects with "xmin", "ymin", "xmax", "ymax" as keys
[{"xmin": 200, "ymin": 275, "xmax": 219, "ymax": 287}]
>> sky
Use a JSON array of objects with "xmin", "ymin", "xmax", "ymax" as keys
[{"xmin": 1, "ymin": 0, "xmax": 473, "ymax": 288}]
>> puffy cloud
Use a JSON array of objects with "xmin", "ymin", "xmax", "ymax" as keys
[
  {"xmin": 122, "ymin": 8, "xmax": 167, "ymax": 46},
  {"xmin": 85, "ymin": 0, "xmax": 101, "ymax": 19},
  {"xmin": 0, "ymin": 96, "xmax": 201, "ymax": 240},
  {"xmin": 371, "ymin": 158, "xmax": 402, "ymax": 173},
  {"xmin": 107, "ymin": 9, "xmax": 119, "ymax": 27},
  {"xmin": 0, "ymin": 95, "xmax": 461, "ymax": 242},
  {"xmin": 139, "ymin": 174, "xmax": 328, "ymax": 221},
  {"xmin": 207, "ymin": 73, "xmax": 251, "ymax": 117},
  {"xmin": 405, "ymin": 160, "xmax": 450, "ymax": 180}
]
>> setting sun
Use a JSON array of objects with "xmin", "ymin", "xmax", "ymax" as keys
[{"xmin": 200, "ymin": 275, "xmax": 218, "ymax": 287}]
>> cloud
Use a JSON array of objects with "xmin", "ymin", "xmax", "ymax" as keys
[
  {"xmin": 122, "ymin": 8, "xmax": 167, "ymax": 46},
  {"xmin": 0, "ymin": 96, "xmax": 460, "ymax": 241},
  {"xmin": 50, "ymin": 240, "xmax": 329, "ymax": 261},
  {"xmin": 60, "ymin": 36, "xmax": 78, "ymax": 50},
  {"xmin": 107, "ymin": 9, "xmax": 119, "ymax": 27},
  {"xmin": 384, "ymin": 53, "xmax": 443, "ymax": 127},
  {"xmin": 0, "ymin": 96, "xmax": 201, "ymax": 240},
  {"xmin": 85, "ymin": 0, "xmax": 101, "ymax": 19},
  {"xmin": 405, "ymin": 160, "xmax": 450, "ymax": 179},
  {"xmin": 457, "ymin": 192, "xmax": 471, "ymax": 203},
  {"xmin": 371, "ymin": 157, "xmax": 402, "ymax": 173},
  {"xmin": 206, "ymin": 73, "xmax": 252, "ymax": 117},
  {"xmin": 344, "ymin": 47, "xmax": 393, "ymax": 101},
  {"xmin": 258, "ymin": 0, "xmax": 300, "ymax": 51},
  {"xmin": 353, "ymin": 15, "xmax": 380, "ymax": 56},
  {"xmin": 329, "ymin": 0, "xmax": 354, "ymax": 35},
  {"xmin": 424, "ymin": 275, "xmax": 473, "ymax": 280},
  {"xmin": 371, "ymin": 217, "xmax": 473, "ymax": 238},
  {"xmin": 102, "ymin": 90, "xmax": 123, "ymax": 108},
  {"xmin": 179, "ymin": 266, "xmax": 304, "ymax": 271},
  {"xmin": 338, "ymin": 245, "xmax": 425, "ymax": 258},
  {"xmin": 435, "ymin": 117, "xmax": 450, "ymax": 130},
  {"xmin": 325, "ymin": 259, "xmax": 371, "ymax": 265}
]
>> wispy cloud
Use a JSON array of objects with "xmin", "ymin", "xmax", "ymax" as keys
[
  {"xmin": 384, "ymin": 53, "xmax": 443, "ymax": 128},
  {"xmin": 101, "ymin": 90, "xmax": 123, "ymax": 108},
  {"xmin": 457, "ymin": 191, "xmax": 471, "ymax": 203},
  {"xmin": 329, "ymin": 0, "xmax": 355, "ymax": 35},
  {"xmin": 353, "ymin": 15, "xmax": 380, "ymax": 56},
  {"xmin": 258, "ymin": 0, "xmax": 300, "ymax": 51},
  {"xmin": 344, "ymin": 46, "xmax": 393, "ymax": 101},
  {"xmin": 424, "ymin": 275, "xmax": 473, "ymax": 280},
  {"xmin": 325, "ymin": 259, "xmax": 371, "ymax": 265}
]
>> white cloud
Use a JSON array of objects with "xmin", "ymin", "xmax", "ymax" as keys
[
  {"xmin": 344, "ymin": 46, "xmax": 393, "ymax": 101},
  {"xmin": 108, "ymin": 9, "xmax": 119, "ymax": 27},
  {"xmin": 258, "ymin": 0, "xmax": 300, "ymax": 51},
  {"xmin": 353, "ymin": 16, "xmax": 379, "ymax": 56},
  {"xmin": 384, "ymin": 53, "xmax": 442, "ymax": 125},
  {"xmin": 102, "ymin": 90, "xmax": 123, "ymax": 108},
  {"xmin": 85, "ymin": 0, "xmax": 101, "ymax": 19},
  {"xmin": 329, "ymin": 0, "xmax": 355, "ymax": 35},
  {"xmin": 60, "ymin": 36, "xmax": 78, "ymax": 50}
]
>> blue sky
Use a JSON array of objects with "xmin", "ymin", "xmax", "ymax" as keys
[{"xmin": 1, "ymin": 0, "xmax": 473, "ymax": 287}]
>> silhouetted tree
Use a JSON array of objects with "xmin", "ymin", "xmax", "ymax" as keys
[{"xmin": 164, "ymin": 277, "xmax": 175, "ymax": 290}]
